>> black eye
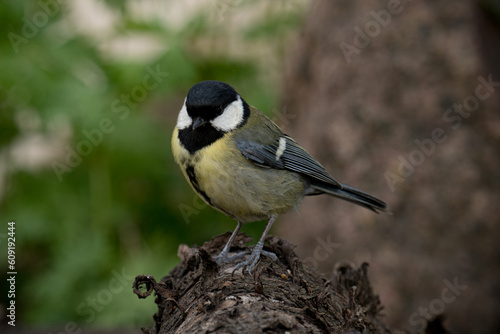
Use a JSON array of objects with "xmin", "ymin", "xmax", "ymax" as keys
[{"xmin": 217, "ymin": 105, "xmax": 224, "ymax": 115}]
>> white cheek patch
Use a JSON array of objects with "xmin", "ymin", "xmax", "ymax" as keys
[
  {"xmin": 275, "ymin": 137, "xmax": 287, "ymax": 161},
  {"xmin": 176, "ymin": 99, "xmax": 192, "ymax": 130},
  {"xmin": 211, "ymin": 96, "xmax": 244, "ymax": 132}
]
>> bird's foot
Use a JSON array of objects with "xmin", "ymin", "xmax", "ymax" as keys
[
  {"xmin": 213, "ymin": 250, "xmax": 247, "ymax": 265},
  {"xmin": 232, "ymin": 242, "xmax": 278, "ymax": 276},
  {"xmin": 261, "ymin": 250, "xmax": 278, "ymax": 262}
]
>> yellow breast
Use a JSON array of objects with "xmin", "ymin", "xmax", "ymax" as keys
[{"xmin": 172, "ymin": 128, "xmax": 306, "ymax": 223}]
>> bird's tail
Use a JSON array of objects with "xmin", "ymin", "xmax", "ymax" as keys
[{"xmin": 310, "ymin": 182, "xmax": 387, "ymax": 213}]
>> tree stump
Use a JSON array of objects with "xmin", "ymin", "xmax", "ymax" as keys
[{"xmin": 133, "ymin": 232, "xmax": 394, "ymax": 334}]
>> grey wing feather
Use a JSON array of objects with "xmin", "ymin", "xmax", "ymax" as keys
[
  {"xmin": 235, "ymin": 135, "xmax": 341, "ymax": 188},
  {"xmin": 234, "ymin": 140, "xmax": 285, "ymax": 169},
  {"xmin": 235, "ymin": 135, "xmax": 387, "ymax": 213}
]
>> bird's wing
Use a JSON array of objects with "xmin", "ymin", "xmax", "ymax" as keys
[{"xmin": 235, "ymin": 135, "xmax": 342, "ymax": 188}]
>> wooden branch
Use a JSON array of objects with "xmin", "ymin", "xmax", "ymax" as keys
[{"xmin": 133, "ymin": 232, "xmax": 398, "ymax": 333}]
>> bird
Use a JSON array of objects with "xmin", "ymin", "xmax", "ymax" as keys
[{"xmin": 171, "ymin": 80, "xmax": 386, "ymax": 275}]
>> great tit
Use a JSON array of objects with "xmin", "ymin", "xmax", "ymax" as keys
[{"xmin": 172, "ymin": 80, "xmax": 386, "ymax": 274}]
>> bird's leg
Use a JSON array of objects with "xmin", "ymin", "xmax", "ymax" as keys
[
  {"xmin": 233, "ymin": 214, "xmax": 278, "ymax": 275},
  {"xmin": 213, "ymin": 221, "xmax": 246, "ymax": 264}
]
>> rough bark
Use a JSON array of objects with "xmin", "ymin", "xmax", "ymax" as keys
[{"xmin": 133, "ymin": 233, "xmax": 395, "ymax": 334}]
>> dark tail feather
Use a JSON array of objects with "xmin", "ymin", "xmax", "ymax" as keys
[{"xmin": 310, "ymin": 183, "xmax": 387, "ymax": 213}]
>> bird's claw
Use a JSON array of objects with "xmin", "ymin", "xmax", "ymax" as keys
[
  {"xmin": 261, "ymin": 250, "xmax": 278, "ymax": 262},
  {"xmin": 232, "ymin": 248, "xmax": 278, "ymax": 276},
  {"xmin": 213, "ymin": 251, "xmax": 247, "ymax": 265}
]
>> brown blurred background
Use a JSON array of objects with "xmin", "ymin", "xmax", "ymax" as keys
[{"xmin": 278, "ymin": 1, "xmax": 500, "ymax": 333}]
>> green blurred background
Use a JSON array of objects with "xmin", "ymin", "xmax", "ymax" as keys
[{"xmin": 0, "ymin": 0, "xmax": 309, "ymax": 330}]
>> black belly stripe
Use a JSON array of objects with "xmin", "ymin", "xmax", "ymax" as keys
[{"xmin": 185, "ymin": 165, "xmax": 213, "ymax": 206}]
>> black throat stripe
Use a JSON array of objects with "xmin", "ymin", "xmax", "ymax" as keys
[
  {"xmin": 178, "ymin": 126, "xmax": 224, "ymax": 154},
  {"xmin": 185, "ymin": 165, "xmax": 213, "ymax": 206}
]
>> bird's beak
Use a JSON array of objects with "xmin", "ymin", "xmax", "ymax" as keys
[{"xmin": 192, "ymin": 117, "xmax": 207, "ymax": 130}]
